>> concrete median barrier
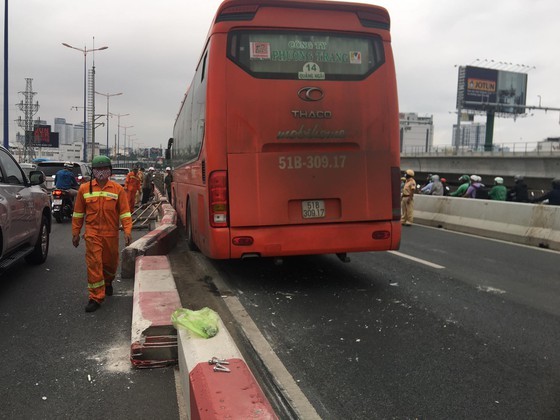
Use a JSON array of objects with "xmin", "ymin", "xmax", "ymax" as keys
[
  {"xmin": 121, "ymin": 191, "xmax": 178, "ymax": 279},
  {"xmin": 414, "ymin": 195, "xmax": 560, "ymax": 250},
  {"xmin": 131, "ymin": 255, "xmax": 182, "ymax": 368},
  {"xmin": 177, "ymin": 318, "xmax": 277, "ymax": 419}
]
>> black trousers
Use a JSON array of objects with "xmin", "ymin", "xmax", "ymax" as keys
[{"xmin": 141, "ymin": 187, "xmax": 152, "ymax": 204}]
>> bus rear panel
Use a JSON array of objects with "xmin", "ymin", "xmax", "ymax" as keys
[{"xmin": 172, "ymin": 0, "xmax": 401, "ymax": 259}]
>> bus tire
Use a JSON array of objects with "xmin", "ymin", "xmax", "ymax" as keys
[{"xmin": 186, "ymin": 201, "xmax": 199, "ymax": 252}]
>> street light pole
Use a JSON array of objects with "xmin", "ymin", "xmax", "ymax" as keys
[
  {"xmin": 62, "ymin": 42, "xmax": 108, "ymax": 162},
  {"xmin": 113, "ymin": 113, "xmax": 130, "ymax": 164},
  {"xmin": 120, "ymin": 125, "xmax": 134, "ymax": 161},
  {"xmin": 96, "ymin": 91, "xmax": 122, "ymax": 156}
]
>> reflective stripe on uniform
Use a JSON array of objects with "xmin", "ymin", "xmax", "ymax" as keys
[
  {"xmin": 83, "ymin": 191, "xmax": 119, "ymax": 200},
  {"xmin": 73, "ymin": 212, "xmax": 85, "ymax": 218},
  {"xmin": 88, "ymin": 279, "xmax": 105, "ymax": 289},
  {"xmin": 119, "ymin": 212, "xmax": 132, "ymax": 219}
]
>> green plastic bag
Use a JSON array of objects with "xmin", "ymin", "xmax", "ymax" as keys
[{"xmin": 171, "ymin": 307, "xmax": 219, "ymax": 338}]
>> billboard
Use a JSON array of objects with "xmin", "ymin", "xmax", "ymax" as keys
[
  {"xmin": 457, "ymin": 66, "xmax": 528, "ymax": 114},
  {"xmin": 32, "ymin": 125, "xmax": 59, "ymax": 148}
]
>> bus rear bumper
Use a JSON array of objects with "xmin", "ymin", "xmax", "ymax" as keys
[{"xmin": 228, "ymin": 221, "xmax": 401, "ymax": 259}]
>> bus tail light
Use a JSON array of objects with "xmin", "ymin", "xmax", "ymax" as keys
[
  {"xmin": 391, "ymin": 167, "xmax": 401, "ymax": 221},
  {"xmin": 209, "ymin": 171, "xmax": 228, "ymax": 228}
]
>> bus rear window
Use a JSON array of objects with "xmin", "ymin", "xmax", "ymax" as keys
[{"xmin": 228, "ymin": 30, "xmax": 384, "ymax": 81}]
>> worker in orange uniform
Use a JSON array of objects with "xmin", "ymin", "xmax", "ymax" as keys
[
  {"xmin": 124, "ymin": 166, "xmax": 141, "ymax": 212},
  {"xmin": 72, "ymin": 155, "xmax": 133, "ymax": 313}
]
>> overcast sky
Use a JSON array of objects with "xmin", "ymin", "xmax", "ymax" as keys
[{"xmin": 1, "ymin": 0, "xmax": 559, "ymax": 152}]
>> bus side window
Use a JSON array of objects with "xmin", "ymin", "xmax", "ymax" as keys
[{"xmin": 201, "ymin": 51, "xmax": 208, "ymax": 82}]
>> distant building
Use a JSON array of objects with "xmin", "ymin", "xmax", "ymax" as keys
[
  {"xmin": 536, "ymin": 137, "xmax": 560, "ymax": 152},
  {"xmin": 452, "ymin": 122, "xmax": 486, "ymax": 150},
  {"xmin": 399, "ymin": 113, "xmax": 434, "ymax": 153}
]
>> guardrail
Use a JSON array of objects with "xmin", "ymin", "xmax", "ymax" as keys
[{"xmin": 413, "ymin": 195, "xmax": 560, "ymax": 251}]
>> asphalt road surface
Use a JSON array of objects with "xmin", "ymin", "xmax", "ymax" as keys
[
  {"xmin": 185, "ymin": 225, "xmax": 560, "ymax": 419},
  {"xmin": 0, "ymin": 220, "xmax": 180, "ymax": 420}
]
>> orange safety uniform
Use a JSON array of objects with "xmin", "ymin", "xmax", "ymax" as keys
[
  {"xmin": 124, "ymin": 170, "xmax": 142, "ymax": 212},
  {"xmin": 72, "ymin": 179, "xmax": 133, "ymax": 303}
]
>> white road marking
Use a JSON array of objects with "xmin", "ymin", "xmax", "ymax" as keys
[{"xmin": 387, "ymin": 251, "xmax": 445, "ymax": 269}]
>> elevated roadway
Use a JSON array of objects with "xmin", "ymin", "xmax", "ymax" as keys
[{"xmin": 400, "ymin": 153, "xmax": 560, "ymax": 189}]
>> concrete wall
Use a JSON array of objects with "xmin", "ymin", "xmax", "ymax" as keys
[{"xmin": 413, "ymin": 195, "xmax": 560, "ymax": 251}]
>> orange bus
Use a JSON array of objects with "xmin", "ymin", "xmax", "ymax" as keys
[{"xmin": 170, "ymin": 0, "xmax": 401, "ymax": 260}]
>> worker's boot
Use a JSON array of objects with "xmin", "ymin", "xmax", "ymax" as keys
[{"xmin": 85, "ymin": 300, "xmax": 100, "ymax": 313}]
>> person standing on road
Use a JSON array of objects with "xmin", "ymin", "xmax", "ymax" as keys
[
  {"xmin": 488, "ymin": 177, "xmax": 507, "ymax": 201},
  {"xmin": 141, "ymin": 167, "xmax": 155, "ymax": 205},
  {"xmin": 72, "ymin": 156, "xmax": 133, "ymax": 313},
  {"xmin": 124, "ymin": 166, "xmax": 141, "ymax": 212},
  {"xmin": 164, "ymin": 166, "xmax": 173, "ymax": 203},
  {"xmin": 401, "ymin": 169, "xmax": 416, "ymax": 226}
]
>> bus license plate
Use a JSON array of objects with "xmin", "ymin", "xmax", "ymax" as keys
[{"xmin": 302, "ymin": 200, "xmax": 325, "ymax": 219}]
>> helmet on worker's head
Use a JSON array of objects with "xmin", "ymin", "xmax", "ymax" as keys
[
  {"xmin": 148, "ymin": 166, "xmax": 155, "ymax": 171},
  {"xmin": 459, "ymin": 174, "xmax": 470, "ymax": 182},
  {"xmin": 431, "ymin": 174, "xmax": 440, "ymax": 181},
  {"xmin": 494, "ymin": 177, "xmax": 504, "ymax": 185},
  {"xmin": 441, "ymin": 178, "xmax": 447, "ymax": 183},
  {"xmin": 470, "ymin": 175, "xmax": 478, "ymax": 182},
  {"xmin": 91, "ymin": 155, "xmax": 112, "ymax": 170},
  {"xmin": 405, "ymin": 169, "xmax": 415, "ymax": 177},
  {"xmin": 552, "ymin": 178, "xmax": 560, "ymax": 189},
  {"xmin": 165, "ymin": 166, "xmax": 171, "ymax": 171},
  {"xmin": 64, "ymin": 161, "xmax": 73, "ymax": 169},
  {"xmin": 514, "ymin": 174, "xmax": 524, "ymax": 182}
]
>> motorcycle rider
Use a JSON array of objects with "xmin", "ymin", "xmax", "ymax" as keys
[{"xmin": 54, "ymin": 161, "xmax": 79, "ymax": 198}]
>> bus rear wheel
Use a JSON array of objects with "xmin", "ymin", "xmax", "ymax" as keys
[{"xmin": 186, "ymin": 201, "xmax": 198, "ymax": 252}]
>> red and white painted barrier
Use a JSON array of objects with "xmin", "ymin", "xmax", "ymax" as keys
[
  {"xmin": 178, "ymin": 319, "xmax": 277, "ymax": 419},
  {"xmin": 131, "ymin": 255, "xmax": 182, "ymax": 368}
]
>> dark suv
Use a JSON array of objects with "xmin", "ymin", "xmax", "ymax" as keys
[
  {"xmin": 0, "ymin": 146, "xmax": 51, "ymax": 271},
  {"xmin": 36, "ymin": 160, "xmax": 91, "ymax": 191}
]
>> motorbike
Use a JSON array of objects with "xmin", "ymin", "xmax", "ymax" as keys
[{"xmin": 52, "ymin": 189, "xmax": 74, "ymax": 223}]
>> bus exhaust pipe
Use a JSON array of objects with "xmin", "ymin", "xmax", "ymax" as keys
[
  {"xmin": 336, "ymin": 253, "xmax": 351, "ymax": 263},
  {"xmin": 241, "ymin": 253, "xmax": 261, "ymax": 259}
]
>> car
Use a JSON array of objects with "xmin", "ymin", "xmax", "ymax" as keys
[
  {"xmin": 111, "ymin": 167, "xmax": 130, "ymax": 187},
  {"xmin": 35, "ymin": 160, "xmax": 91, "ymax": 191},
  {"xmin": 0, "ymin": 146, "xmax": 51, "ymax": 272}
]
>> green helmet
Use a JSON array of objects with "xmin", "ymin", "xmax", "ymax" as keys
[{"xmin": 91, "ymin": 155, "xmax": 112, "ymax": 169}]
